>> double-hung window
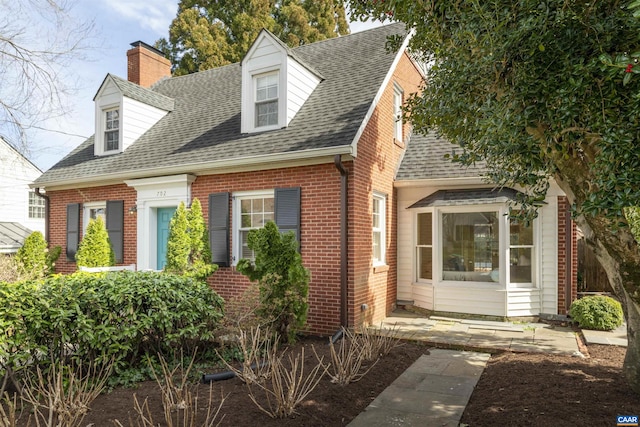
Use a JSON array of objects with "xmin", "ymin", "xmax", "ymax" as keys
[
  {"xmin": 416, "ymin": 212, "xmax": 433, "ymax": 280},
  {"xmin": 509, "ymin": 218, "xmax": 534, "ymax": 285},
  {"xmin": 28, "ymin": 191, "xmax": 45, "ymax": 219},
  {"xmin": 393, "ymin": 84, "xmax": 403, "ymax": 142},
  {"xmin": 104, "ymin": 108, "xmax": 120, "ymax": 152},
  {"xmin": 237, "ymin": 192, "xmax": 274, "ymax": 260},
  {"xmin": 372, "ymin": 193, "xmax": 386, "ymax": 265},
  {"xmin": 83, "ymin": 202, "xmax": 106, "ymax": 233},
  {"xmin": 255, "ymin": 73, "xmax": 278, "ymax": 128}
]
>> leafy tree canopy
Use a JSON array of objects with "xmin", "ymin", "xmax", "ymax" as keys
[
  {"xmin": 349, "ymin": 0, "xmax": 640, "ymax": 391},
  {"xmin": 156, "ymin": 0, "xmax": 349, "ymax": 75}
]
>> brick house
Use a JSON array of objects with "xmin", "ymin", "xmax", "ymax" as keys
[{"xmin": 33, "ymin": 24, "xmax": 576, "ymax": 334}]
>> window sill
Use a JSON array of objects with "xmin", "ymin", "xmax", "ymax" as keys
[
  {"xmin": 373, "ymin": 264, "xmax": 389, "ymax": 273},
  {"xmin": 393, "ymin": 137, "xmax": 405, "ymax": 148}
]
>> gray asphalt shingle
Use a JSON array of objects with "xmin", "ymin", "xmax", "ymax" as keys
[
  {"xmin": 36, "ymin": 23, "xmax": 408, "ymax": 186},
  {"xmin": 396, "ymin": 131, "xmax": 487, "ymax": 181}
]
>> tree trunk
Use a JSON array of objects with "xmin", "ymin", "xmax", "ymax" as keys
[{"xmin": 555, "ymin": 175, "xmax": 640, "ymax": 393}]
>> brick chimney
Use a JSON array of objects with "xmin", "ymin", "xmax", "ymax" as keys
[{"xmin": 127, "ymin": 41, "xmax": 171, "ymax": 88}]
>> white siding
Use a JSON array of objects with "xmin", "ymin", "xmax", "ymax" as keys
[
  {"xmin": 396, "ymin": 198, "xmax": 414, "ymax": 301},
  {"xmin": 435, "ymin": 286, "xmax": 506, "ymax": 316},
  {"xmin": 540, "ymin": 196, "xmax": 559, "ymax": 314},
  {"xmin": 0, "ymin": 138, "xmax": 44, "ymax": 234},
  {"xmin": 507, "ymin": 289, "xmax": 541, "ymax": 317},
  {"xmin": 412, "ymin": 284, "xmax": 434, "ymax": 310},
  {"xmin": 121, "ymin": 97, "xmax": 169, "ymax": 151},
  {"xmin": 286, "ymin": 58, "xmax": 320, "ymax": 125}
]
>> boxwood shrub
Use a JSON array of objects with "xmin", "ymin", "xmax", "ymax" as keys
[
  {"xmin": 0, "ymin": 271, "xmax": 224, "ymax": 385},
  {"xmin": 569, "ymin": 295, "xmax": 624, "ymax": 331}
]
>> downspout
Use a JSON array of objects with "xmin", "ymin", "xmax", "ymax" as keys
[
  {"xmin": 34, "ymin": 188, "xmax": 50, "ymax": 242},
  {"xmin": 334, "ymin": 155, "xmax": 348, "ymax": 328}
]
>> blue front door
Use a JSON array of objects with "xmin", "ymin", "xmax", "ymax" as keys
[{"xmin": 157, "ymin": 207, "xmax": 176, "ymax": 270}]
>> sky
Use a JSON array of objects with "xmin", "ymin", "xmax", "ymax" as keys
[{"xmin": 8, "ymin": 1, "xmax": 383, "ymax": 172}]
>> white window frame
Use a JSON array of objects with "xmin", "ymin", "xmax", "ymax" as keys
[
  {"xmin": 254, "ymin": 71, "xmax": 279, "ymax": 130},
  {"xmin": 415, "ymin": 209, "xmax": 434, "ymax": 281},
  {"xmin": 232, "ymin": 189, "xmax": 275, "ymax": 265},
  {"xmin": 393, "ymin": 83, "xmax": 404, "ymax": 143},
  {"xmin": 372, "ymin": 192, "xmax": 387, "ymax": 266},
  {"xmin": 83, "ymin": 201, "xmax": 106, "ymax": 234},
  {"xmin": 103, "ymin": 107, "xmax": 120, "ymax": 153},
  {"xmin": 28, "ymin": 191, "xmax": 45, "ymax": 219},
  {"xmin": 414, "ymin": 203, "xmax": 539, "ymax": 288}
]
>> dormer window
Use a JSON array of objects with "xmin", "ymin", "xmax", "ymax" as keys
[
  {"xmin": 105, "ymin": 108, "xmax": 120, "ymax": 152},
  {"xmin": 255, "ymin": 72, "xmax": 279, "ymax": 127}
]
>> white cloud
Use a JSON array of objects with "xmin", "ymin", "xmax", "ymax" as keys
[{"xmin": 109, "ymin": 0, "xmax": 176, "ymax": 37}]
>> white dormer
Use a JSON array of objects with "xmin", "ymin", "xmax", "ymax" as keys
[
  {"xmin": 241, "ymin": 29, "xmax": 323, "ymax": 134},
  {"xmin": 93, "ymin": 74, "xmax": 174, "ymax": 156}
]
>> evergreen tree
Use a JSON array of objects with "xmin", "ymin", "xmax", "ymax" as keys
[
  {"xmin": 187, "ymin": 198, "xmax": 205, "ymax": 263},
  {"xmin": 156, "ymin": 0, "xmax": 349, "ymax": 75},
  {"xmin": 165, "ymin": 202, "xmax": 190, "ymax": 273},
  {"xmin": 76, "ymin": 217, "xmax": 115, "ymax": 268},
  {"xmin": 16, "ymin": 231, "xmax": 48, "ymax": 278}
]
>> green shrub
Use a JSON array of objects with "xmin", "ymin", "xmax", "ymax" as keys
[
  {"xmin": 569, "ymin": 295, "xmax": 624, "ymax": 331},
  {"xmin": 0, "ymin": 271, "xmax": 225, "ymax": 386},
  {"xmin": 165, "ymin": 199, "xmax": 217, "ymax": 280},
  {"xmin": 75, "ymin": 217, "xmax": 115, "ymax": 267},
  {"xmin": 237, "ymin": 221, "xmax": 309, "ymax": 343},
  {"xmin": 14, "ymin": 231, "xmax": 61, "ymax": 279}
]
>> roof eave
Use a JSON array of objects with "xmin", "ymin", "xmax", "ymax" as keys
[{"xmin": 394, "ymin": 176, "xmax": 487, "ymax": 188}]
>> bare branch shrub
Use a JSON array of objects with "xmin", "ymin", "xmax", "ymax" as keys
[
  {"xmin": 324, "ymin": 328, "xmax": 378, "ymax": 385},
  {"xmin": 357, "ymin": 322, "xmax": 403, "ymax": 361},
  {"xmin": 0, "ymin": 392, "xmax": 19, "ymax": 427},
  {"xmin": 216, "ymin": 326, "xmax": 277, "ymax": 385},
  {"xmin": 20, "ymin": 358, "xmax": 112, "ymax": 427},
  {"xmin": 115, "ymin": 352, "xmax": 225, "ymax": 427},
  {"xmin": 220, "ymin": 283, "xmax": 267, "ymax": 334},
  {"xmin": 0, "ymin": 255, "xmax": 21, "ymax": 283},
  {"xmin": 247, "ymin": 347, "xmax": 327, "ymax": 418}
]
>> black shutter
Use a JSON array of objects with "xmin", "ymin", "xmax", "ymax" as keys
[
  {"xmin": 66, "ymin": 203, "xmax": 80, "ymax": 261},
  {"xmin": 209, "ymin": 192, "xmax": 230, "ymax": 267},
  {"xmin": 106, "ymin": 200, "xmax": 124, "ymax": 263},
  {"xmin": 275, "ymin": 187, "xmax": 301, "ymax": 248}
]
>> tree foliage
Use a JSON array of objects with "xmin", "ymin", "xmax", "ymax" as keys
[
  {"xmin": 237, "ymin": 221, "xmax": 309, "ymax": 343},
  {"xmin": 75, "ymin": 217, "xmax": 115, "ymax": 268},
  {"xmin": 156, "ymin": 0, "xmax": 349, "ymax": 75},
  {"xmin": 349, "ymin": 0, "xmax": 640, "ymax": 391}
]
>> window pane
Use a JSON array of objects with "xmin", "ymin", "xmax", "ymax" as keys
[
  {"xmin": 105, "ymin": 130, "xmax": 118, "ymax": 151},
  {"xmin": 417, "ymin": 212, "xmax": 432, "ymax": 245},
  {"xmin": 373, "ymin": 231, "xmax": 381, "ymax": 261},
  {"xmin": 256, "ymin": 100, "xmax": 278, "ymax": 126},
  {"xmin": 240, "ymin": 230, "xmax": 253, "ymax": 259},
  {"xmin": 510, "ymin": 247, "xmax": 532, "ymax": 283},
  {"xmin": 442, "ymin": 212, "xmax": 499, "ymax": 282},
  {"xmin": 510, "ymin": 219, "xmax": 533, "ymax": 245},
  {"xmin": 241, "ymin": 213, "xmax": 251, "ymax": 228},
  {"xmin": 252, "ymin": 213, "xmax": 264, "ymax": 227},
  {"xmin": 418, "ymin": 247, "xmax": 432, "ymax": 280},
  {"xmin": 264, "ymin": 198, "xmax": 274, "ymax": 213}
]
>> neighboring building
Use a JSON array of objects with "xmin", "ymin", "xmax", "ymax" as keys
[
  {"xmin": 32, "ymin": 25, "xmax": 577, "ymax": 334},
  {"xmin": 0, "ymin": 137, "xmax": 45, "ymax": 253}
]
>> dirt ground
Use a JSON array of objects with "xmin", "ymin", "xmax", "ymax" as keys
[{"xmin": 6, "ymin": 336, "xmax": 639, "ymax": 426}]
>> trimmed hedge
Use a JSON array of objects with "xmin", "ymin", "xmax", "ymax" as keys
[
  {"xmin": 0, "ymin": 271, "xmax": 224, "ymax": 383},
  {"xmin": 569, "ymin": 295, "xmax": 624, "ymax": 331}
]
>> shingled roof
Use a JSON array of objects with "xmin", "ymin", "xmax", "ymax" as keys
[
  {"xmin": 95, "ymin": 74, "xmax": 175, "ymax": 111},
  {"xmin": 35, "ymin": 23, "xmax": 408, "ymax": 188},
  {"xmin": 396, "ymin": 131, "xmax": 487, "ymax": 181}
]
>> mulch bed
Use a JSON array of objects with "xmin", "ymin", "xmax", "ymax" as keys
[{"xmin": 5, "ymin": 337, "xmax": 639, "ymax": 426}]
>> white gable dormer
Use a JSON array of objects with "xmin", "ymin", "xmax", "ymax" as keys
[
  {"xmin": 241, "ymin": 30, "xmax": 322, "ymax": 134},
  {"xmin": 93, "ymin": 74, "xmax": 174, "ymax": 156}
]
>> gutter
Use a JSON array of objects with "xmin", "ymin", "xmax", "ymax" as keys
[
  {"xmin": 34, "ymin": 188, "xmax": 49, "ymax": 242},
  {"xmin": 334, "ymin": 154, "xmax": 349, "ymax": 328}
]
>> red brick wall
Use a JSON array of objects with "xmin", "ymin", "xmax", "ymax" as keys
[
  {"xmin": 349, "ymin": 52, "xmax": 423, "ymax": 327},
  {"xmin": 127, "ymin": 45, "xmax": 171, "ymax": 88},
  {"xmin": 191, "ymin": 164, "xmax": 343, "ymax": 335},
  {"xmin": 47, "ymin": 184, "xmax": 138, "ymax": 273},
  {"xmin": 557, "ymin": 196, "xmax": 578, "ymax": 314}
]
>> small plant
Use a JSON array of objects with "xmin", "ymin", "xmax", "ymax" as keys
[
  {"xmin": 15, "ymin": 231, "xmax": 47, "ymax": 279},
  {"xmin": 20, "ymin": 358, "xmax": 113, "ymax": 427},
  {"xmin": 323, "ymin": 328, "xmax": 378, "ymax": 385},
  {"xmin": 237, "ymin": 221, "xmax": 310, "ymax": 343},
  {"xmin": 0, "ymin": 392, "xmax": 18, "ymax": 427},
  {"xmin": 75, "ymin": 217, "xmax": 115, "ymax": 267},
  {"xmin": 357, "ymin": 323, "xmax": 403, "ymax": 361},
  {"xmin": 247, "ymin": 347, "xmax": 327, "ymax": 418},
  {"xmin": 569, "ymin": 295, "xmax": 624, "ymax": 331}
]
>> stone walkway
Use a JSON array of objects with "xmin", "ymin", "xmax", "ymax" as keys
[{"xmin": 349, "ymin": 311, "xmax": 588, "ymax": 426}]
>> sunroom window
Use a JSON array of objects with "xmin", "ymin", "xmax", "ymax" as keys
[
  {"xmin": 510, "ymin": 218, "xmax": 534, "ymax": 284},
  {"xmin": 441, "ymin": 212, "xmax": 499, "ymax": 282},
  {"xmin": 416, "ymin": 212, "xmax": 432, "ymax": 280}
]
